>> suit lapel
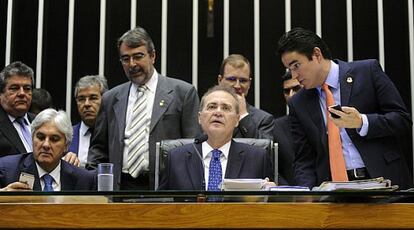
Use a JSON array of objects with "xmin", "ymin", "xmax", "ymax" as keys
[
  {"xmin": 150, "ymin": 75, "xmax": 173, "ymax": 133},
  {"xmin": 186, "ymin": 143, "xmax": 204, "ymax": 189},
  {"xmin": 225, "ymin": 141, "xmax": 244, "ymax": 178},
  {"xmin": 304, "ymin": 89, "xmax": 328, "ymax": 150},
  {"xmin": 113, "ymin": 83, "xmax": 131, "ymax": 143},
  {"xmin": 21, "ymin": 154, "xmax": 41, "ymax": 190},
  {"xmin": 0, "ymin": 107, "xmax": 26, "ymax": 153},
  {"xmin": 336, "ymin": 60, "xmax": 354, "ymax": 106}
]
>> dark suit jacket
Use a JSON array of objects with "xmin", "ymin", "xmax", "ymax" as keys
[
  {"xmin": 68, "ymin": 123, "xmax": 81, "ymax": 154},
  {"xmin": 0, "ymin": 106, "xmax": 35, "ymax": 157},
  {"xmin": 273, "ymin": 115, "xmax": 295, "ymax": 185},
  {"xmin": 234, "ymin": 104, "xmax": 274, "ymax": 139},
  {"xmin": 158, "ymin": 140, "xmax": 273, "ymax": 190},
  {"xmin": 88, "ymin": 74, "xmax": 201, "ymax": 190},
  {"xmin": 289, "ymin": 59, "xmax": 413, "ymax": 189},
  {"xmin": 0, "ymin": 153, "xmax": 96, "ymax": 190}
]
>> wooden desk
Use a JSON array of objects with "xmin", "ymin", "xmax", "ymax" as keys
[{"xmin": 1, "ymin": 195, "xmax": 414, "ymax": 229}]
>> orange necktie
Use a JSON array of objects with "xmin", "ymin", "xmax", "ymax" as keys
[{"xmin": 321, "ymin": 83, "xmax": 349, "ymax": 182}]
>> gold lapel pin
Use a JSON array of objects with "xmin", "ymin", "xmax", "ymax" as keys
[
  {"xmin": 159, "ymin": 100, "xmax": 165, "ymax": 107},
  {"xmin": 346, "ymin": 77, "xmax": 353, "ymax": 83}
]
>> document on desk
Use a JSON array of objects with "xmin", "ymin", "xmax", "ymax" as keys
[
  {"xmin": 268, "ymin": 186, "xmax": 310, "ymax": 191},
  {"xmin": 221, "ymin": 179, "xmax": 266, "ymax": 191},
  {"xmin": 312, "ymin": 177, "xmax": 399, "ymax": 191}
]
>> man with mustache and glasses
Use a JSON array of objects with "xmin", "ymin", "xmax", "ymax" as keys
[
  {"xmin": 217, "ymin": 54, "xmax": 274, "ymax": 139},
  {"xmin": 87, "ymin": 27, "xmax": 201, "ymax": 190}
]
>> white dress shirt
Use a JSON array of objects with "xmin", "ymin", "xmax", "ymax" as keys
[
  {"xmin": 202, "ymin": 141, "xmax": 231, "ymax": 190},
  {"xmin": 36, "ymin": 161, "xmax": 61, "ymax": 191}
]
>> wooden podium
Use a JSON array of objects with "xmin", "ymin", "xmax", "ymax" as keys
[{"xmin": 1, "ymin": 195, "xmax": 414, "ymax": 229}]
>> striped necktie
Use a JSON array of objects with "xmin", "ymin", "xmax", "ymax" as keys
[
  {"xmin": 322, "ymin": 83, "xmax": 348, "ymax": 182},
  {"xmin": 127, "ymin": 85, "xmax": 150, "ymax": 178}
]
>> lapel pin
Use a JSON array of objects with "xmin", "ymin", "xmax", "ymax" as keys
[
  {"xmin": 159, "ymin": 100, "xmax": 165, "ymax": 107},
  {"xmin": 346, "ymin": 76, "xmax": 353, "ymax": 83}
]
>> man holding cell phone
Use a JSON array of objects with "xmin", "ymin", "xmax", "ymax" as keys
[
  {"xmin": 0, "ymin": 109, "xmax": 96, "ymax": 191},
  {"xmin": 277, "ymin": 28, "xmax": 412, "ymax": 189}
]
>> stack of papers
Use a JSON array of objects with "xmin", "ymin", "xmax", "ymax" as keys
[
  {"xmin": 221, "ymin": 179, "xmax": 266, "ymax": 191},
  {"xmin": 312, "ymin": 177, "xmax": 399, "ymax": 191}
]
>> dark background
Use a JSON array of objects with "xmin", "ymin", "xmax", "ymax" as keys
[{"xmin": 1, "ymin": 0, "xmax": 413, "ymax": 173}]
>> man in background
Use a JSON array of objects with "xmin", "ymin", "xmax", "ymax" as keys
[
  {"xmin": 29, "ymin": 88, "xmax": 54, "ymax": 115},
  {"xmin": 87, "ymin": 26, "xmax": 201, "ymax": 190},
  {"xmin": 273, "ymin": 71, "xmax": 302, "ymax": 185},
  {"xmin": 218, "ymin": 54, "xmax": 274, "ymax": 139},
  {"xmin": 68, "ymin": 75, "xmax": 108, "ymax": 167},
  {"xmin": 0, "ymin": 61, "xmax": 35, "ymax": 157}
]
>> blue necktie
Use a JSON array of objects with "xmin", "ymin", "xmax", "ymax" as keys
[
  {"xmin": 208, "ymin": 149, "xmax": 222, "ymax": 191},
  {"xmin": 15, "ymin": 117, "xmax": 32, "ymax": 151},
  {"xmin": 43, "ymin": 174, "xmax": 54, "ymax": 191}
]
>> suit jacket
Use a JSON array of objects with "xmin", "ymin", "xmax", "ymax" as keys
[
  {"xmin": 158, "ymin": 140, "xmax": 273, "ymax": 190},
  {"xmin": 0, "ymin": 153, "xmax": 96, "ymax": 190},
  {"xmin": 0, "ymin": 106, "xmax": 35, "ymax": 157},
  {"xmin": 68, "ymin": 122, "xmax": 81, "ymax": 154},
  {"xmin": 273, "ymin": 115, "xmax": 295, "ymax": 185},
  {"xmin": 88, "ymin": 74, "xmax": 201, "ymax": 190},
  {"xmin": 234, "ymin": 104, "xmax": 274, "ymax": 139},
  {"xmin": 289, "ymin": 59, "xmax": 413, "ymax": 189}
]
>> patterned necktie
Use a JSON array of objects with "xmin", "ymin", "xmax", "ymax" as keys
[
  {"xmin": 15, "ymin": 117, "xmax": 32, "ymax": 151},
  {"xmin": 208, "ymin": 149, "xmax": 222, "ymax": 191},
  {"xmin": 43, "ymin": 174, "xmax": 54, "ymax": 191},
  {"xmin": 321, "ymin": 83, "xmax": 348, "ymax": 181},
  {"xmin": 127, "ymin": 85, "xmax": 150, "ymax": 178}
]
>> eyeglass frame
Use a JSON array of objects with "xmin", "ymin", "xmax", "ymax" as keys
[{"xmin": 119, "ymin": 51, "xmax": 152, "ymax": 65}]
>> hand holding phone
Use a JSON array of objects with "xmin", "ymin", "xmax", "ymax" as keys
[{"xmin": 329, "ymin": 104, "xmax": 343, "ymax": 119}]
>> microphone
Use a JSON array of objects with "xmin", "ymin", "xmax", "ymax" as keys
[{"xmin": 193, "ymin": 134, "xmax": 208, "ymax": 190}]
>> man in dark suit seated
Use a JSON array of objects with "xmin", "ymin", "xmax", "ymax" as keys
[
  {"xmin": 68, "ymin": 75, "xmax": 108, "ymax": 168},
  {"xmin": 159, "ymin": 86, "xmax": 273, "ymax": 190},
  {"xmin": 277, "ymin": 27, "xmax": 412, "ymax": 189},
  {"xmin": 0, "ymin": 109, "xmax": 96, "ymax": 191},
  {"xmin": 0, "ymin": 61, "xmax": 36, "ymax": 157},
  {"xmin": 218, "ymin": 54, "xmax": 274, "ymax": 139},
  {"xmin": 273, "ymin": 71, "xmax": 302, "ymax": 185}
]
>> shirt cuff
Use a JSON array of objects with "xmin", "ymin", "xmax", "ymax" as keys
[{"xmin": 357, "ymin": 114, "xmax": 369, "ymax": 136}]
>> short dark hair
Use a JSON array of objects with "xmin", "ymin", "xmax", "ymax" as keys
[
  {"xmin": 0, "ymin": 61, "xmax": 34, "ymax": 93},
  {"xmin": 30, "ymin": 88, "xmax": 54, "ymax": 114},
  {"xmin": 281, "ymin": 71, "xmax": 292, "ymax": 82},
  {"xmin": 74, "ymin": 75, "xmax": 108, "ymax": 98},
  {"xmin": 277, "ymin": 27, "xmax": 332, "ymax": 60},
  {"xmin": 199, "ymin": 85, "xmax": 240, "ymax": 114},
  {"xmin": 117, "ymin": 27, "xmax": 155, "ymax": 53}
]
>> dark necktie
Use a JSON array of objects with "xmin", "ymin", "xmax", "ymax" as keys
[
  {"xmin": 43, "ymin": 174, "xmax": 54, "ymax": 191},
  {"xmin": 208, "ymin": 149, "xmax": 222, "ymax": 191},
  {"xmin": 321, "ymin": 83, "xmax": 348, "ymax": 181}
]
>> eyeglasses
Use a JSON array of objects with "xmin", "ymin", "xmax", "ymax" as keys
[
  {"xmin": 224, "ymin": 76, "xmax": 252, "ymax": 84},
  {"xmin": 119, "ymin": 52, "xmax": 147, "ymax": 65},
  {"xmin": 283, "ymin": 85, "xmax": 302, "ymax": 95}
]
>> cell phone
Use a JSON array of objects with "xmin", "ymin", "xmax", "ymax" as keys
[{"xmin": 329, "ymin": 104, "xmax": 343, "ymax": 118}]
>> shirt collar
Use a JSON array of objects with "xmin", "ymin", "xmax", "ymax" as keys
[
  {"xmin": 317, "ymin": 60, "xmax": 339, "ymax": 94},
  {"xmin": 8, "ymin": 113, "xmax": 29, "ymax": 124},
  {"xmin": 202, "ymin": 140, "xmax": 231, "ymax": 160},
  {"xmin": 36, "ymin": 160, "xmax": 61, "ymax": 185},
  {"xmin": 80, "ymin": 121, "xmax": 91, "ymax": 136}
]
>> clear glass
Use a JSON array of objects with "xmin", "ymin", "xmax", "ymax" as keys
[{"xmin": 97, "ymin": 163, "xmax": 113, "ymax": 191}]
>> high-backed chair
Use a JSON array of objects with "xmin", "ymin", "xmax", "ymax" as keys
[{"xmin": 155, "ymin": 138, "xmax": 278, "ymax": 190}]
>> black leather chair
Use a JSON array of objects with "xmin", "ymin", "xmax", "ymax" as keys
[{"xmin": 154, "ymin": 138, "xmax": 278, "ymax": 190}]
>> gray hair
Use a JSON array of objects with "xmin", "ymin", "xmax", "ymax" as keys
[
  {"xmin": 117, "ymin": 27, "xmax": 155, "ymax": 53},
  {"xmin": 199, "ymin": 85, "xmax": 240, "ymax": 114},
  {"xmin": 0, "ymin": 61, "xmax": 34, "ymax": 93},
  {"xmin": 31, "ymin": 108, "xmax": 73, "ymax": 144},
  {"xmin": 74, "ymin": 75, "xmax": 108, "ymax": 97}
]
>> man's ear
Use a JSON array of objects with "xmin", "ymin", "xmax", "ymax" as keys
[
  {"xmin": 218, "ymin": 75, "xmax": 223, "ymax": 84},
  {"xmin": 312, "ymin": 47, "xmax": 323, "ymax": 61}
]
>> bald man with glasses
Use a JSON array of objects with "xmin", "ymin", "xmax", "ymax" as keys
[{"xmin": 217, "ymin": 54, "xmax": 274, "ymax": 139}]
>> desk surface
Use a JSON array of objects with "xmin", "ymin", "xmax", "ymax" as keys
[{"xmin": 1, "ymin": 195, "xmax": 414, "ymax": 229}]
